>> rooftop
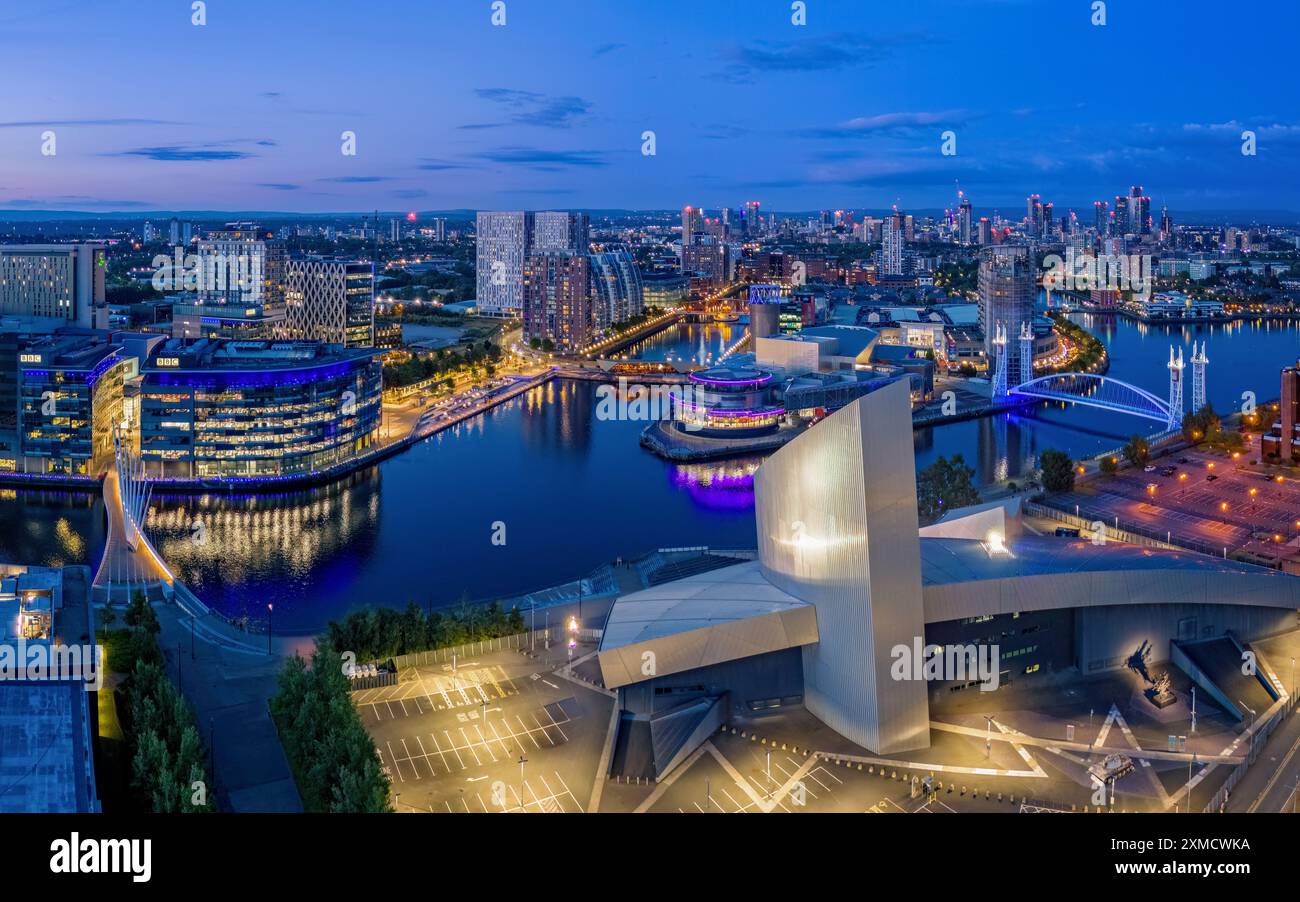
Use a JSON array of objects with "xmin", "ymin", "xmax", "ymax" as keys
[
  {"xmin": 600, "ymin": 560, "xmax": 811, "ymax": 651},
  {"xmin": 144, "ymin": 338, "xmax": 376, "ymax": 372},
  {"xmin": 919, "ymin": 535, "xmax": 1288, "ymax": 586}
]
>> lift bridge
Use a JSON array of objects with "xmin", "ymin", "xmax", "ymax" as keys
[{"xmin": 992, "ymin": 325, "xmax": 1207, "ymax": 431}]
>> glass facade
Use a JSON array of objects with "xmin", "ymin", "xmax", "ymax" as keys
[
  {"xmin": 139, "ymin": 343, "xmax": 382, "ymax": 479},
  {"xmin": 18, "ymin": 348, "xmax": 127, "ymax": 475}
]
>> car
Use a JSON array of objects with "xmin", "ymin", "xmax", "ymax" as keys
[
  {"xmin": 1178, "ymin": 457, "xmax": 1190, "ymax": 464},
  {"xmin": 1206, "ymin": 474, "xmax": 1218, "ymax": 481},
  {"xmin": 1054, "ymin": 527, "xmax": 1081, "ymax": 537},
  {"xmin": 1144, "ymin": 465, "xmax": 1157, "ymax": 473}
]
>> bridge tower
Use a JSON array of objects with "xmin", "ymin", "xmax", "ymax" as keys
[
  {"xmin": 114, "ymin": 425, "xmax": 152, "ymax": 552},
  {"xmin": 1190, "ymin": 341, "xmax": 1209, "ymax": 414},
  {"xmin": 1018, "ymin": 321, "xmax": 1034, "ymax": 389},
  {"xmin": 1166, "ymin": 345, "xmax": 1185, "ymax": 430},
  {"xmin": 992, "ymin": 322, "xmax": 1009, "ymax": 401}
]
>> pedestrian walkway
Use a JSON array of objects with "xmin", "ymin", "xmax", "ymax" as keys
[{"xmin": 156, "ymin": 604, "xmax": 302, "ymax": 812}]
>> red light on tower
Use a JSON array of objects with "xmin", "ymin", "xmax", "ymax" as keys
[{"xmin": 406, "ymin": 211, "xmax": 417, "ymax": 222}]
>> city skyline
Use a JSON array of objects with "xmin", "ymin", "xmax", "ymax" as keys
[{"xmin": 1, "ymin": 0, "xmax": 1297, "ymax": 214}]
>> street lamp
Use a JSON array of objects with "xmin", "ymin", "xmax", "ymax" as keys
[{"xmin": 266, "ymin": 603, "xmax": 273, "ymax": 654}]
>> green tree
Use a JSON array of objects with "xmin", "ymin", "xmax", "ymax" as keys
[
  {"xmin": 1039, "ymin": 449, "xmax": 1075, "ymax": 493},
  {"xmin": 916, "ymin": 454, "xmax": 981, "ymax": 524},
  {"xmin": 1122, "ymin": 435, "xmax": 1151, "ymax": 468},
  {"xmin": 1182, "ymin": 403, "xmax": 1221, "ymax": 444},
  {"xmin": 1099, "ymin": 455, "xmax": 1119, "ymax": 475}
]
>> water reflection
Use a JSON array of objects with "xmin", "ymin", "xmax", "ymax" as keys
[
  {"xmin": 668, "ymin": 458, "xmax": 761, "ymax": 511},
  {"xmin": 148, "ymin": 469, "xmax": 382, "ymax": 615}
]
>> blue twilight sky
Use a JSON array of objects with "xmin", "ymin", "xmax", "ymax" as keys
[{"xmin": 0, "ymin": 0, "xmax": 1297, "ymax": 216}]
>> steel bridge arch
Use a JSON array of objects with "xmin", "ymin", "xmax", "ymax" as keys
[{"xmin": 1008, "ymin": 372, "xmax": 1171, "ymax": 423}]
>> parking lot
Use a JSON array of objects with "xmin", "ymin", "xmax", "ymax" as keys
[
  {"xmin": 1054, "ymin": 445, "xmax": 1300, "ymax": 562},
  {"xmin": 360, "ymin": 643, "xmax": 614, "ymax": 813}
]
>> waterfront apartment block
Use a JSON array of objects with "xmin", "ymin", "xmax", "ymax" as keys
[
  {"xmin": 475, "ymin": 212, "xmax": 530, "ymax": 316},
  {"xmin": 476, "ymin": 211, "xmax": 592, "ymax": 317},
  {"xmin": 522, "ymin": 253, "xmax": 592, "ymax": 352},
  {"xmin": 138, "ymin": 339, "xmax": 382, "ymax": 479},
  {"xmin": 285, "ymin": 257, "xmax": 375, "ymax": 347},
  {"xmin": 588, "ymin": 249, "xmax": 644, "ymax": 330},
  {"xmin": 0, "ymin": 244, "xmax": 106, "ymax": 329}
]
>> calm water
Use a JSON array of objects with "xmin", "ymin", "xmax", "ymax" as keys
[{"xmin": 5, "ymin": 313, "xmax": 1299, "ymax": 633}]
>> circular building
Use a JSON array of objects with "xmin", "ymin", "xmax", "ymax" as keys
[{"xmin": 672, "ymin": 364, "xmax": 784, "ymax": 437}]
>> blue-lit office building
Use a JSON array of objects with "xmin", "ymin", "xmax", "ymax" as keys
[
  {"xmin": 138, "ymin": 339, "xmax": 382, "ymax": 479},
  {"xmin": 13, "ymin": 331, "xmax": 131, "ymax": 475}
]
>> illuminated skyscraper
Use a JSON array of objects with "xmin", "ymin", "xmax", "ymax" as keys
[
  {"xmin": 882, "ymin": 211, "xmax": 905, "ymax": 276},
  {"xmin": 978, "ymin": 244, "xmax": 1035, "ymax": 386},
  {"xmin": 681, "ymin": 205, "xmax": 703, "ymax": 246},
  {"xmin": 523, "ymin": 253, "xmax": 592, "ymax": 352}
]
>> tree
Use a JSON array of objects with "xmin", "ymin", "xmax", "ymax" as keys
[
  {"xmin": 1039, "ymin": 449, "xmax": 1075, "ymax": 493},
  {"xmin": 1099, "ymin": 455, "xmax": 1119, "ymax": 475},
  {"xmin": 1182, "ymin": 403, "xmax": 1221, "ymax": 444},
  {"xmin": 916, "ymin": 454, "xmax": 981, "ymax": 524},
  {"xmin": 1122, "ymin": 435, "xmax": 1151, "ymax": 468}
]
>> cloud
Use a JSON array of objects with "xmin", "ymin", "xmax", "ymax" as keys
[
  {"xmin": 0, "ymin": 118, "xmax": 183, "ymax": 129},
  {"xmin": 0, "ymin": 195, "xmax": 153, "ymax": 208},
  {"xmin": 317, "ymin": 175, "xmax": 395, "ymax": 183},
  {"xmin": 592, "ymin": 42, "xmax": 626, "ymax": 57},
  {"xmin": 801, "ymin": 110, "xmax": 972, "ymax": 139},
  {"xmin": 416, "ymin": 158, "xmax": 468, "ymax": 171},
  {"xmin": 716, "ymin": 32, "xmax": 935, "ymax": 82},
  {"xmin": 258, "ymin": 183, "xmax": 301, "ymax": 191},
  {"xmin": 107, "ymin": 145, "xmax": 255, "ymax": 161},
  {"xmin": 472, "ymin": 88, "xmax": 592, "ymax": 128},
  {"xmin": 477, "ymin": 146, "xmax": 608, "ymax": 170}
]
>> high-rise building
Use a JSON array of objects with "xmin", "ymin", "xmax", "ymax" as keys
[
  {"xmin": 588, "ymin": 250, "xmax": 643, "ymax": 330},
  {"xmin": 523, "ymin": 253, "xmax": 592, "ymax": 352},
  {"xmin": 743, "ymin": 201, "xmax": 761, "ymax": 237},
  {"xmin": 476, "ymin": 211, "xmax": 589, "ymax": 317},
  {"xmin": 1094, "ymin": 201, "xmax": 1108, "ymax": 235},
  {"xmin": 1026, "ymin": 195, "xmax": 1042, "ymax": 236},
  {"xmin": 978, "ymin": 244, "xmax": 1036, "ymax": 387},
  {"xmin": 681, "ymin": 236, "xmax": 731, "ymax": 284},
  {"xmin": 180, "ymin": 223, "xmax": 287, "ymax": 338},
  {"xmin": 168, "ymin": 218, "xmax": 192, "ymax": 247},
  {"xmin": 0, "ymin": 244, "xmax": 106, "ymax": 328},
  {"xmin": 285, "ymin": 257, "xmax": 375, "ymax": 347},
  {"xmin": 1113, "ymin": 195, "xmax": 1130, "ymax": 235},
  {"xmin": 1130, "ymin": 186, "xmax": 1151, "ymax": 235},
  {"xmin": 432, "ymin": 217, "xmax": 446, "ymax": 242},
  {"xmin": 142, "ymin": 222, "xmax": 155, "ymax": 243},
  {"xmin": 475, "ymin": 211, "xmax": 531, "ymax": 316},
  {"xmin": 882, "ymin": 211, "xmax": 905, "ymax": 276},
  {"xmin": 957, "ymin": 196, "xmax": 973, "ymax": 246},
  {"xmin": 977, "ymin": 217, "xmax": 992, "ymax": 246},
  {"xmin": 532, "ymin": 211, "xmax": 590, "ymax": 255},
  {"xmin": 681, "ymin": 205, "xmax": 703, "ymax": 246}
]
